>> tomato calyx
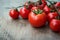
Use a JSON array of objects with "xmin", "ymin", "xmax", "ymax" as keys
[{"xmin": 33, "ymin": 9, "xmax": 43, "ymax": 15}]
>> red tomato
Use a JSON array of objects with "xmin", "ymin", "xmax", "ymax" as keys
[
  {"xmin": 31, "ymin": 6, "xmax": 38, "ymax": 11},
  {"xmin": 28, "ymin": 9, "xmax": 47, "ymax": 27},
  {"xmin": 47, "ymin": 12, "xmax": 58, "ymax": 22},
  {"xmin": 50, "ymin": 19, "xmax": 60, "ymax": 32},
  {"xmin": 43, "ymin": 5, "xmax": 51, "ymax": 14},
  {"xmin": 37, "ymin": 4, "xmax": 45, "ymax": 10},
  {"xmin": 24, "ymin": 1, "xmax": 34, "ymax": 10},
  {"xmin": 42, "ymin": 0, "xmax": 47, "ymax": 5},
  {"xmin": 37, "ymin": 0, "xmax": 47, "ymax": 10},
  {"xmin": 55, "ymin": 2, "xmax": 60, "ymax": 8},
  {"xmin": 9, "ymin": 9, "xmax": 19, "ymax": 19},
  {"xmin": 19, "ymin": 7, "xmax": 30, "ymax": 19}
]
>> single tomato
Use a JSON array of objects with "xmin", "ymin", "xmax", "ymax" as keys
[
  {"xmin": 28, "ymin": 9, "xmax": 47, "ymax": 27},
  {"xmin": 36, "ymin": 0, "xmax": 47, "ymax": 10},
  {"xmin": 50, "ymin": 19, "xmax": 60, "ymax": 32},
  {"xmin": 19, "ymin": 7, "xmax": 30, "ymax": 19},
  {"xmin": 24, "ymin": 1, "xmax": 34, "ymax": 10},
  {"xmin": 47, "ymin": 12, "xmax": 58, "ymax": 22},
  {"xmin": 9, "ymin": 9, "xmax": 19, "ymax": 19}
]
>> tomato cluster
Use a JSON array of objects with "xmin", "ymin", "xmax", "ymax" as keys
[{"xmin": 9, "ymin": 0, "xmax": 60, "ymax": 33}]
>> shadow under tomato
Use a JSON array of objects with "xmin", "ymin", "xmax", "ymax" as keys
[{"xmin": 31, "ymin": 24, "xmax": 50, "ymax": 34}]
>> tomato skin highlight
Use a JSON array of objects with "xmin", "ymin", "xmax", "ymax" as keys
[
  {"xmin": 28, "ymin": 12, "xmax": 47, "ymax": 27},
  {"xmin": 47, "ymin": 12, "xmax": 58, "ymax": 22},
  {"xmin": 19, "ymin": 7, "xmax": 30, "ymax": 19},
  {"xmin": 31, "ymin": 7, "xmax": 38, "ymax": 11},
  {"xmin": 43, "ymin": 5, "xmax": 51, "ymax": 14},
  {"xmin": 55, "ymin": 2, "xmax": 60, "ymax": 8},
  {"xmin": 9, "ymin": 9, "xmax": 19, "ymax": 19},
  {"xmin": 50, "ymin": 19, "xmax": 60, "ymax": 32}
]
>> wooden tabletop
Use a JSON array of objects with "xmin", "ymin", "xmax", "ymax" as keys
[{"xmin": 0, "ymin": 0, "xmax": 60, "ymax": 40}]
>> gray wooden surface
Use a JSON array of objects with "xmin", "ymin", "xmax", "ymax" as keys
[{"xmin": 0, "ymin": 0, "xmax": 60, "ymax": 40}]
